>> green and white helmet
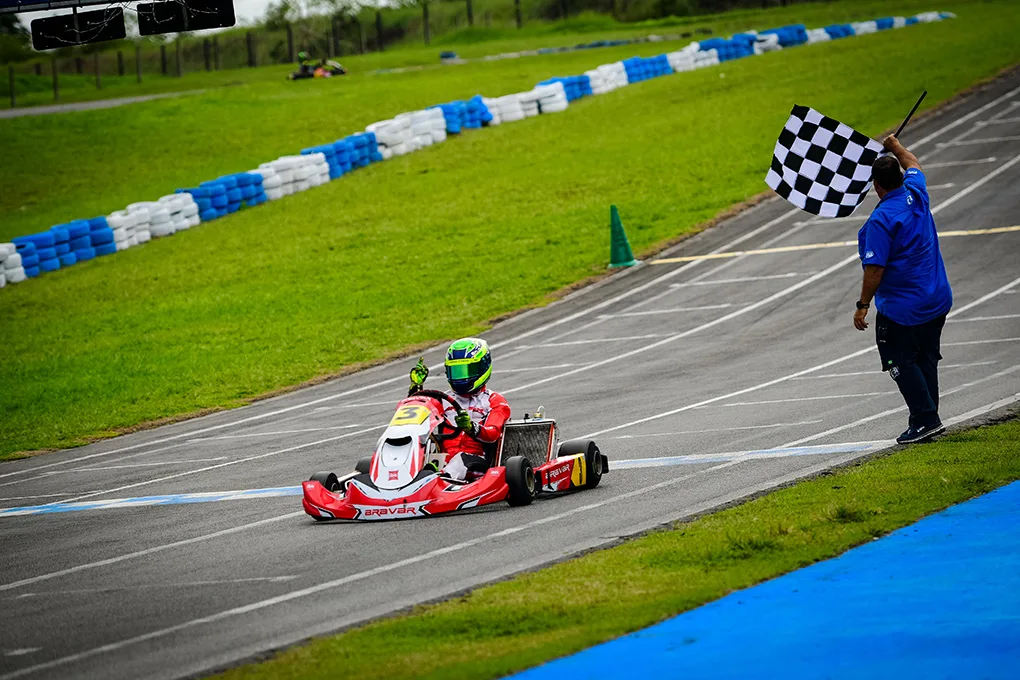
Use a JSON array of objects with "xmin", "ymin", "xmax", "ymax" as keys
[{"xmin": 444, "ymin": 338, "xmax": 492, "ymax": 395}]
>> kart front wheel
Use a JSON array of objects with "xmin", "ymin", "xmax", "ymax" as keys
[
  {"xmin": 355, "ymin": 456, "xmax": 372, "ymax": 474},
  {"xmin": 558, "ymin": 439, "xmax": 605, "ymax": 489},
  {"xmin": 505, "ymin": 456, "xmax": 536, "ymax": 507},
  {"xmin": 309, "ymin": 471, "xmax": 341, "ymax": 492}
]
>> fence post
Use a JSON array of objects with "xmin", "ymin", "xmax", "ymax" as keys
[
  {"xmin": 376, "ymin": 11, "xmax": 384, "ymax": 50},
  {"xmin": 246, "ymin": 32, "xmax": 256, "ymax": 68},
  {"xmin": 423, "ymin": 2, "xmax": 430, "ymax": 46},
  {"xmin": 75, "ymin": 57, "xmax": 84, "ymax": 74},
  {"xmin": 34, "ymin": 62, "xmax": 41, "ymax": 76},
  {"xmin": 160, "ymin": 44, "xmax": 167, "ymax": 75},
  {"xmin": 286, "ymin": 23, "xmax": 294, "ymax": 62},
  {"xmin": 213, "ymin": 37, "xmax": 220, "ymax": 70},
  {"xmin": 94, "ymin": 52, "xmax": 101, "ymax": 89},
  {"xmin": 203, "ymin": 39, "xmax": 211, "ymax": 71},
  {"xmin": 52, "ymin": 58, "xmax": 59, "ymax": 101},
  {"xmin": 358, "ymin": 19, "xmax": 365, "ymax": 54},
  {"xmin": 325, "ymin": 23, "xmax": 332, "ymax": 58},
  {"xmin": 117, "ymin": 50, "xmax": 124, "ymax": 76},
  {"xmin": 8, "ymin": 65, "xmax": 14, "ymax": 108},
  {"xmin": 135, "ymin": 45, "xmax": 142, "ymax": 82},
  {"xmin": 175, "ymin": 37, "xmax": 182, "ymax": 77},
  {"xmin": 515, "ymin": 0, "xmax": 522, "ymax": 29},
  {"xmin": 466, "ymin": 0, "xmax": 473, "ymax": 26}
]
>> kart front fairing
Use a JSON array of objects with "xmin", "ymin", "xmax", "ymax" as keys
[{"xmin": 302, "ymin": 394, "xmax": 510, "ymax": 520}]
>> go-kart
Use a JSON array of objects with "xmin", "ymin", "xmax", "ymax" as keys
[
  {"xmin": 302, "ymin": 389, "xmax": 608, "ymax": 521},
  {"xmin": 288, "ymin": 60, "xmax": 347, "ymax": 80}
]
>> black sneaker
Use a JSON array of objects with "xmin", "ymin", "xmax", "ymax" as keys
[{"xmin": 896, "ymin": 421, "xmax": 945, "ymax": 444}]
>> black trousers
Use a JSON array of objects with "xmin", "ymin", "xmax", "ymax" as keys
[{"xmin": 876, "ymin": 312, "xmax": 946, "ymax": 429}]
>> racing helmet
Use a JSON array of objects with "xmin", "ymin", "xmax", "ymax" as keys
[
  {"xmin": 298, "ymin": 51, "xmax": 309, "ymax": 61},
  {"xmin": 445, "ymin": 338, "xmax": 492, "ymax": 395}
]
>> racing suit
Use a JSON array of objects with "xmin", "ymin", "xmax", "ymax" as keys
[{"xmin": 438, "ymin": 388, "xmax": 510, "ymax": 481}]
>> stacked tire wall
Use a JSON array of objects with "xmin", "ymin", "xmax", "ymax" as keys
[{"xmin": 0, "ymin": 10, "xmax": 955, "ymax": 291}]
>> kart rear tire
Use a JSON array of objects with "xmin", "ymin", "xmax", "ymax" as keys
[
  {"xmin": 355, "ymin": 456, "xmax": 372, "ymax": 474},
  {"xmin": 309, "ymin": 471, "xmax": 341, "ymax": 492},
  {"xmin": 505, "ymin": 456, "xmax": 536, "ymax": 507},
  {"xmin": 558, "ymin": 439, "xmax": 605, "ymax": 489}
]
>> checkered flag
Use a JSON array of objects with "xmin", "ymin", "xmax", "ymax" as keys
[{"xmin": 765, "ymin": 105, "xmax": 884, "ymax": 218}]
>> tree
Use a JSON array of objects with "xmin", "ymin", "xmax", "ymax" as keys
[
  {"xmin": 264, "ymin": 0, "xmax": 299, "ymax": 31},
  {"xmin": 0, "ymin": 13, "xmax": 31, "ymax": 63}
]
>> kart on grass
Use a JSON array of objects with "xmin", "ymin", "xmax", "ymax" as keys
[
  {"xmin": 302, "ymin": 389, "xmax": 608, "ymax": 521},
  {"xmin": 288, "ymin": 60, "xmax": 347, "ymax": 80}
]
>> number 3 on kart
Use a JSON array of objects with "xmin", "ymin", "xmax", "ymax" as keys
[{"xmin": 390, "ymin": 405, "xmax": 429, "ymax": 426}]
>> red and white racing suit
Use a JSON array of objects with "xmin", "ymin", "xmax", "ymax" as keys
[{"xmin": 438, "ymin": 387, "xmax": 510, "ymax": 480}]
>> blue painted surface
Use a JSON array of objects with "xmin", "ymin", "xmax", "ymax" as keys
[
  {"xmin": 512, "ymin": 481, "xmax": 1020, "ymax": 680},
  {"xmin": 0, "ymin": 486, "xmax": 302, "ymax": 517}
]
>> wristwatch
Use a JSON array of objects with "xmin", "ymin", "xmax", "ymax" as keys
[{"xmin": 856, "ymin": 301, "xmax": 870, "ymax": 310}]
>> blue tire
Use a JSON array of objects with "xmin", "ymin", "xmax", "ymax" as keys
[
  {"xmin": 200, "ymin": 209, "xmax": 219, "ymax": 222},
  {"xmin": 94, "ymin": 242, "xmax": 118, "ymax": 257},
  {"xmin": 70, "ymin": 235, "xmax": 92, "ymax": 250},
  {"xmin": 39, "ymin": 257, "xmax": 61, "ymax": 273},
  {"xmin": 90, "ymin": 228, "xmax": 115, "ymax": 246},
  {"xmin": 59, "ymin": 252, "xmax": 78, "ymax": 266},
  {"xmin": 22, "ymin": 253, "xmax": 40, "ymax": 268},
  {"xmin": 215, "ymin": 175, "xmax": 239, "ymax": 189},
  {"xmin": 211, "ymin": 194, "xmax": 228, "ymax": 208},
  {"xmin": 25, "ymin": 265, "xmax": 41, "ymax": 278},
  {"xmin": 227, "ymin": 188, "xmax": 243, "ymax": 203},
  {"xmin": 14, "ymin": 232, "xmax": 55, "ymax": 248},
  {"xmin": 240, "ymin": 185, "xmax": 257, "ymax": 200},
  {"xmin": 36, "ymin": 247, "xmax": 58, "ymax": 260},
  {"xmin": 88, "ymin": 217, "xmax": 109, "ymax": 231},
  {"xmin": 74, "ymin": 247, "xmax": 96, "ymax": 261},
  {"xmin": 226, "ymin": 202, "xmax": 240, "ymax": 214},
  {"xmin": 67, "ymin": 221, "xmax": 91, "ymax": 239},
  {"xmin": 55, "ymin": 243, "xmax": 71, "ymax": 255},
  {"xmin": 50, "ymin": 226, "xmax": 70, "ymax": 243}
]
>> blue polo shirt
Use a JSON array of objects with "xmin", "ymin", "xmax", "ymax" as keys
[{"xmin": 858, "ymin": 168, "xmax": 952, "ymax": 325}]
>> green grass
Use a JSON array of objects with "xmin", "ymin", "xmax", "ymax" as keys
[
  {"xmin": 1, "ymin": 0, "xmax": 1019, "ymax": 459},
  {"xmin": 2, "ymin": 0, "xmax": 961, "ymax": 110},
  {"xmin": 214, "ymin": 417, "xmax": 1020, "ymax": 680}
]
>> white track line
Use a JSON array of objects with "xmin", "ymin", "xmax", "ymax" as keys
[
  {"xmin": 943, "ymin": 337, "xmax": 1020, "ymax": 347},
  {"xmin": 0, "ymin": 512, "xmax": 305, "ymax": 592},
  {"xmin": 908, "ymin": 85, "xmax": 1020, "ymax": 150},
  {"xmin": 924, "ymin": 157, "xmax": 997, "ymax": 168},
  {"xmin": 0, "ymin": 459, "xmax": 744, "ymax": 680},
  {"xmin": 948, "ymin": 314, "xmax": 1020, "ymax": 323},
  {"xmin": 781, "ymin": 364, "xmax": 1020, "ymax": 447},
  {"xmin": 520, "ymin": 334, "xmax": 671, "ymax": 348},
  {"xmin": 506, "ymin": 254, "xmax": 860, "ymax": 396},
  {"xmin": 697, "ymin": 392, "xmax": 897, "ymax": 409},
  {"xmin": 687, "ymin": 273, "xmax": 806, "ymax": 285},
  {"xmin": 54, "ymin": 426, "xmax": 383, "ymax": 505},
  {"xmin": 940, "ymin": 135, "xmax": 1020, "ymax": 146},
  {"xmin": 599, "ymin": 303, "xmax": 736, "ymax": 317},
  {"xmin": 790, "ymin": 361, "xmax": 997, "ymax": 380},
  {"xmin": 611, "ymin": 420, "xmax": 822, "ymax": 438},
  {"xmin": 584, "ymin": 274, "xmax": 1020, "ymax": 438},
  {"xmin": 188, "ymin": 425, "xmax": 365, "ymax": 441}
]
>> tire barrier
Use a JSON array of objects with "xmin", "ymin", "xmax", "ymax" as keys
[{"xmin": 2, "ymin": 10, "xmax": 953, "ymax": 292}]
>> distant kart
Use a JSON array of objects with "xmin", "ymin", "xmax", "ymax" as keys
[
  {"xmin": 288, "ymin": 61, "xmax": 347, "ymax": 80},
  {"xmin": 302, "ymin": 389, "xmax": 607, "ymax": 521}
]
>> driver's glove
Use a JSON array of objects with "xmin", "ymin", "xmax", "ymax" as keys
[
  {"xmin": 409, "ymin": 357, "xmax": 429, "ymax": 390},
  {"xmin": 455, "ymin": 410, "xmax": 476, "ymax": 436}
]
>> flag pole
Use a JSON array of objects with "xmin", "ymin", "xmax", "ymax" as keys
[{"xmin": 894, "ymin": 90, "xmax": 927, "ymax": 137}]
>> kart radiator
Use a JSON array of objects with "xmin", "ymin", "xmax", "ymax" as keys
[{"xmin": 499, "ymin": 420, "xmax": 555, "ymax": 467}]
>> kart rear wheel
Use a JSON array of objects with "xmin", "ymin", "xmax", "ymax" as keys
[
  {"xmin": 355, "ymin": 456, "xmax": 372, "ymax": 474},
  {"xmin": 309, "ymin": 471, "xmax": 341, "ymax": 492},
  {"xmin": 505, "ymin": 456, "xmax": 536, "ymax": 507},
  {"xmin": 558, "ymin": 439, "xmax": 605, "ymax": 489}
]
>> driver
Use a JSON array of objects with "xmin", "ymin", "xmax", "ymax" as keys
[
  {"xmin": 408, "ymin": 338, "xmax": 510, "ymax": 482},
  {"xmin": 297, "ymin": 51, "xmax": 315, "ymax": 76}
]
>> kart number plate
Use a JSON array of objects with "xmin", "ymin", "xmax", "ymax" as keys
[{"xmin": 390, "ymin": 404, "xmax": 430, "ymax": 426}]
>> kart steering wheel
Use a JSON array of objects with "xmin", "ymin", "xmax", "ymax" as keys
[{"xmin": 413, "ymin": 389, "xmax": 466, "ymax": 434}]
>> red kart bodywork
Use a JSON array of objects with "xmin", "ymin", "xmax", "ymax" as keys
[{"xmin": 302, "ymin": 392, "xmax": 604, "ymax": 521}]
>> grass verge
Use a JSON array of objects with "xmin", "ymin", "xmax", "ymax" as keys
[
  {"xmin": 1, "ymin": 0, "xmax": 1019, "ymax": 459},
  {"xmin": 215, "ymin": 416, "xmax": 1020, "ymax": 680}
]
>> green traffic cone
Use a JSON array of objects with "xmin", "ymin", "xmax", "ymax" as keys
[{"xmin": 609, "ymin": 205, "xmax": 637, "ymax": 268}]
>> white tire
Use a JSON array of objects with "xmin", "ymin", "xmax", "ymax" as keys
[
  {"xmin": 149, "ymin": 210, "xmax": 171, "ymax": 225},
  {"xmin": 187, "ymin": 215, "xmax": 201, "ymax": 228},
  {"xmin": 175, "ymin": 219, "xmax": 190, "ymax": 231},
  {"xmin": 6, "ymin": 267, "xmax": 25, "ymax": 284},
  {"xmin": 4, "ymin": 252, "xmax": 22, "ymax": 270},
  {"xmin": 106, "ymin": 212, "xmax": 128, "ymax": 229},
  {"xmin": 181, "ymin": 203, "xmax": 199, "ymax": 219},
  {"xmin": 112, "ymin": 228, "xmax": 128, "ymax": 242},
  {"xmin": 128, "ymin": 236, "xmax": 139, "ymax": 247},
  {"xmin": 0, "ymin": 243, "xmax": 14, "ymax": 258},
  {"xmin": 116, "ymin": 240, "xmax": 131, "ymax": 252},
  {"xmin": 0, "ymin": 272, "xmax": 5, "ymax": 288},
  {"xmin": 136, "ymin": 230, "xmax": 151, "ymax": 243},
  {"xmin": 150, "ymin": 223, "xmax": 174, "ymax": 237},
  {"xmin": 262, "ymin": 174, "xmax": 283, "ymax": 189}
]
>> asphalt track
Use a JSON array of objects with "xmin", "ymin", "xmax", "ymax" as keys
[{"xmin": 2, "ymin": 71, "xmax": 1020, "ymax": 679}]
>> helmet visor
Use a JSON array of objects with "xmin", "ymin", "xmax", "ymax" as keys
[{"xmin": 446, "ymin": 363, "xmax": 479, "ymax": 381}]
